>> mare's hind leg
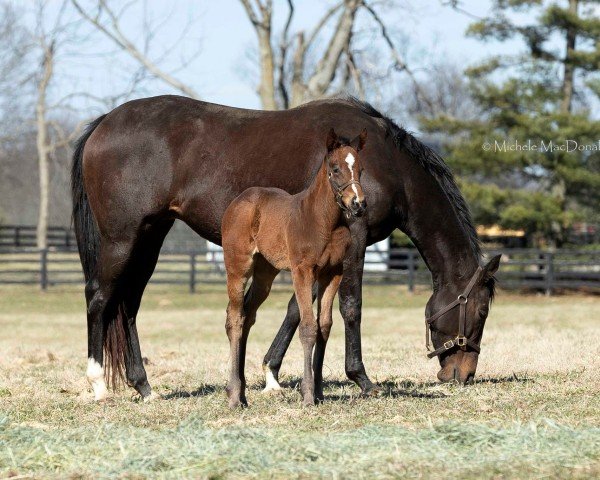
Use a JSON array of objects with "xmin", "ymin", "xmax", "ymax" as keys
[
  {"xmin": 313, "ymin": 267, "xmax": 343, "ymax": 402},
  {"xmin": 121, "ymin": 220, "xmax": 174, "ymax": 400},
  {"xmin": 85, "ymin": 240, "xmax": 136, "ymax": 401},
  {"xmin": 239, "ymin": 257, "xmax": 279, "ymax": 394},
  {"xmin": 262, "ymin": 285, "xmax": 317, "ymax": 392}
]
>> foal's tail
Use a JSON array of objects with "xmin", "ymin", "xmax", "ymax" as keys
[{"xmin": 71, "ymin": 115, "xmax": 127, "ymax": 388}]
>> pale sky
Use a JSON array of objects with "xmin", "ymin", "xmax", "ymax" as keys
[{"xmin": 23, "ymin": 0, "xmax": 535, "ymax": 117}]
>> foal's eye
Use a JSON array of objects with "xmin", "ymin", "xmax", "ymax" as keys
[{"xmin": 332, "ymin": 166, "xmax": 340, "ymax": 174}]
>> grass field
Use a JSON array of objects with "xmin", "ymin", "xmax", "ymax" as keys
[{"xmin": 0, "ymin": 284, "xmax": 599, "ymax": 479}]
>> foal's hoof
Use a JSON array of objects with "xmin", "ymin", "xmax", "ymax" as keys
[{"xmin": 228, "ymin": 398, "xmax": 248, "ymax": 409}]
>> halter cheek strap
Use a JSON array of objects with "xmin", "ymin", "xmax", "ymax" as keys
[
  {"xmin": 329, "ymin": 176, "xmax": 362, "ymax": 217},
  {"xmin": 425, "ymin": 266, "xmax": 483, "ymax": 359}
]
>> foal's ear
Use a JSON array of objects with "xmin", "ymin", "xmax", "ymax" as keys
[
  {"xmin": 350, "ymin": 128, "xmax": 368, "ymax": 152},
  {"xmin": 481, "ymin": 254, "xmax": 501, "ymax": 282},
  {"xmin": 326, "ymin": 128, "xmax": 341, "ymax": 152}
]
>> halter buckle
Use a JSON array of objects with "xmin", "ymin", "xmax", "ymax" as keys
[
  {"xmin": 443, "ymin": 340, "xmax": 455, "ymax": 350},
  {"xmin": 456, "ymin": 336, "xmax": 467, "ymax": 347},
  {"xmin": 457, "ymin": 294, "xmax": 468, "ymax": 304}
]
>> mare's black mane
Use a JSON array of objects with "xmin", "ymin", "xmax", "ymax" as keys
[{"xmin": 341, "ymin": 97, "xmax": 496, "ymax": 299}]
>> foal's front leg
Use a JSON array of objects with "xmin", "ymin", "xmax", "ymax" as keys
[
  {"xmin": 291, "ymin": 266, "xmax": 317, "ymax": 406},
  {"xmin": 314, "ymin": 268, "xmax": 343, "ymax": 402}
]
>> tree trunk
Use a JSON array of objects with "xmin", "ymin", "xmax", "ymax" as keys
[
  {"xmin": 560, "ymin": 0, "xmax": 578, "ymax": 113},
  {"xmin": 36, "ymin": 44, "xmax": 53, "ymax": 252},
  {"xmin": 258, "ymin": 28, "xmax": 277, "ymax": 110},
  {"xmin": 305, "ymin": 0, "xmax": 360, "ymax": 100}
]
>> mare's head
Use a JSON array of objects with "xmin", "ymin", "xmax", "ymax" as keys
[
  {"xmin": 325, "ymin": 128, "xmax": 367, "ymax": 217},
  {"xmin": 426, "ymin": 254, "xmax": 501, "ymax": 384}
]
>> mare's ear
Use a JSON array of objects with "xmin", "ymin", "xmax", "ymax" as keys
[
  {"xmin": 481, "ymin": 254, "xmax": 501, "ymax": 282},
  {"xmin": 326, "ymin": 128, "xmax": 340, "ymax": 152},
  {"xmin": 350, "ymin": 128, "xmax": 368, "ymax": 152}
]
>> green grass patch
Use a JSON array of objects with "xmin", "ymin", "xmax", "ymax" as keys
[
  {"xmin": 1, "ymin": 285, "xmax": 599, "ymax": 478},
  {"xmin": 1, "ymin": 416, "xmax": 598, "ymax": 479}
]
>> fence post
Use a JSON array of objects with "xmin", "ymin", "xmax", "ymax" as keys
[
  {"xmin": 189, "ymin": 253, "xmax": 196, "ymax": 293},
  {"xmin": 407, "ymin": 250, "xmax": 415, "ymax": 293},
  {"xmin": 40, "ymin": 249, "xmax": 48, "ymax": 290},
  {"xmin": 545, "ymin": 252, "xmax": 554, "ymax": 296},
  {"xmin": 15, "ymin": 227, "xmax": 21, "ymax": 247}
]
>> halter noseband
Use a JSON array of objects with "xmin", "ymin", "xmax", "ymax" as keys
[
  {"xmin": 328, "ymin": 177, "xmax": 362, "ymax": 218},
  {"xmin": 425, "ymin": 266, "xmax": 483, "ymax": 359}
]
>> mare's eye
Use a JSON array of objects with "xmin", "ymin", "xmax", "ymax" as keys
[{"xmin": 332, "ymin": 166, "xmax": 341, "ymax": 174}]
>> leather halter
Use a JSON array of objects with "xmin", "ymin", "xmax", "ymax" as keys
[
  {"xmin": 328, "ymin": 176, "xmax": 362, "ymax": 218},
  {"xmin": 425, "ymin": 266, "xmax": 483, "ymax": 359}
]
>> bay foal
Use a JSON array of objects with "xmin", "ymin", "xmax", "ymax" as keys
[{"xmin": 221, "ymin": 128, "xmax": 367, "ymax": 407}]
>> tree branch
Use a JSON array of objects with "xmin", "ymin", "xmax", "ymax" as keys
[
  {"xmin": 306, "ymin": 0, "xmax": 362, "ymax": 99},
  {"xmin": 363, "ymin": 2, "xmax": 435, "ymax": 110},
  {"xmin": 71, "ymin": 0, "xmax": 200, "ymax": 99}
]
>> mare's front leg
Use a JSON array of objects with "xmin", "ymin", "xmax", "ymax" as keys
[
  {"xmin": 262, "ymin": 285, "xmax": 317, "ymax": 392},
  {"xmin": 291, "ymin": 266, "xmax": 318, "ymax": 406},
  {"xmin": 339, "ymin": 220, "xmax": 378, "ymax": 395}
]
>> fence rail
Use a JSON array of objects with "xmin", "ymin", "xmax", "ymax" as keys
[
  {"xmin": 0, "ymin": 246, "xmax": 598, "ymax": 294},
  {"xmin": 0, "ymin": 225, "xmax": 76, "ymax": 248}
]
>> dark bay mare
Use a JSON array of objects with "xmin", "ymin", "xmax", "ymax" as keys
[{"xmin": 71, "ymin": 95, "xmax": 500, "ymax": 401}]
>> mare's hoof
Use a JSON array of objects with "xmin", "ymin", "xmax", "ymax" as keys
[
  {"xmin": 142, "ymin": 391, "xmax": 157, "ymax": 403},
  {"xmin": 262, "ymin": 363, "xmax": 282, "ymax": 393},
  {"xmin": 262, "ymin": 385, "xmax": 283, "ymax": 394},
  {"xmin": 362, "ymin": 384, "xmax": 383, "ymax": 397}
]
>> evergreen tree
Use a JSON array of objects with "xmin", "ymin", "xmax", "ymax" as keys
[{"xmin": 422, "ymin": 0, "xmax": 600, "ymax": 246}]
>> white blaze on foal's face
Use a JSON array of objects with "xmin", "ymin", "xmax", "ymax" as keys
[
  {"xmin": 87, "ymin": 357, "xmax": 108, "ymax": 401},
  {"xmin": 344, "ymin": 152, "xmax": 361, "ymax": 200}
]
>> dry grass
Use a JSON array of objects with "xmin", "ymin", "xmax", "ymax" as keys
[{"xmin": 0, "ymin": 284, "xmax": 599, "ymax": 478}]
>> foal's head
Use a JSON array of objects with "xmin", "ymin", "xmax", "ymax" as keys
[{"xmin": 325, "ymin": 128, "xmax": 367, "ymax": 217}]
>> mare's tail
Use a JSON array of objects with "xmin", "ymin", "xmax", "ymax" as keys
[{"xmin": 71, "ymin": 114, "xmax": 126, "ymax": 388}]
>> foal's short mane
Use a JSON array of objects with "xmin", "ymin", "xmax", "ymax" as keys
[{"xmin": 340, "ymin": 97, "xmax": 496, "ymax": 298}]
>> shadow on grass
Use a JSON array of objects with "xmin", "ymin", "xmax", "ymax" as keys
[
  {"xmin": 160, "ymin": 374, "xmax": 531, "ymax": 402},
  {"xmin": 162, "ymin": 384, "xmax": 219, "ymax": 399},
  {"xmin": 473, "ymin": 374, "xmax": 533, "ymax": 385},
  {"xmin": 277, "ymin": 378, "xmax": 448, "ymax": 400}
]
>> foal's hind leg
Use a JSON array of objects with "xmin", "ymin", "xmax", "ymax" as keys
[
  {"xmin": 313, "ymin": 267, "xmax": 343, "ymax": 402},
  {"xmin": 224, "ymin": 250, "xmax": 254, "ymax": 408}
]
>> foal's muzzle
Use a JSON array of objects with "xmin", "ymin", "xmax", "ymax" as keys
[{"xmin": 349, "ymin": 198, "xmax": 366, "ymax": 217}]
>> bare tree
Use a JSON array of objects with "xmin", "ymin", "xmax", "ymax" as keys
[
  {"xmin": 71, "ymin": 0, "xmax": 201, "ymax": 99},
  {"xmin": 32, "ymin": 1, "xmax": 74, "ymax": 250},
  {"xmin": 28, "ymin": 1, "xmax": 144, "ymax": 250},
  {"xmin": 239, "ymin": 0, "xmax": 428, "ymax": 110},
  {"xmin": 240, "ymin": 0, "xmax": 363, "ymax": 109}
]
